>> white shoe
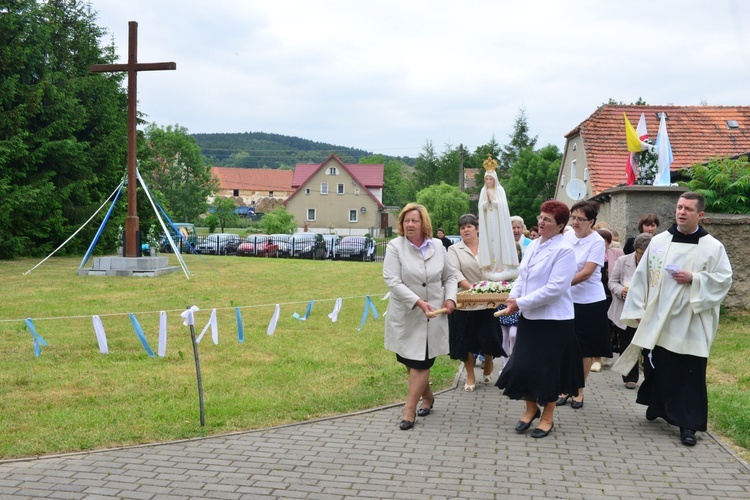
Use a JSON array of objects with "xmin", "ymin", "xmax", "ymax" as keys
[{"xmin": 590, "ymin": 362, "xmax": 602, "ymax": 372}]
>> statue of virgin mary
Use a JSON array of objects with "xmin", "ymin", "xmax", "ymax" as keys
[{"xmin": 477, "ymin": 155, "xmax": 519, "ymax": 281}]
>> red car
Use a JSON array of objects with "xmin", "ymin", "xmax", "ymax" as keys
[{"xmin": 236, "ymin": 236, "xmax": 279, "ymax": 257}]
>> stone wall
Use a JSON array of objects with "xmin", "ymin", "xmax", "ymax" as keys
[
  {"xmin": 592, "ymin": 186, "xmax": 748, "ymax": 310},
  {"xmin": 701, "ymin": 213, "xmax": 750, "ymax": 310}
]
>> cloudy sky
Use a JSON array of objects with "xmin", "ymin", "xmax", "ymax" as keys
[{"xmin": 91, "ymin": 0, "xmax": 750, "ymax": 158}]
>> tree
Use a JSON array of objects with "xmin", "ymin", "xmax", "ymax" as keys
[
  {"xmin": 359, "ymin": 155, "xmax": 413, "ymax": 208},
  {"xmin": 680, "ymin": 156, "xmax": 750, "ymax": 214},
  {"xmin": 412, "ymin": 140, "xmax": 439, "ymax": 192},
  {"xmin": 504, "ymin": 145, "xmax": 562, "ymax": 226},
  {"xmin": 0, "ymin": 0, "xmax": 127, "ymax": 258},
  {"xmin": 137, "ymin": 123, "xmax": 217, "ymax": 224},
  {"xmin": 210, "ymin": 197, "xmax": 239, "ymax": 233},
  {"xmin": 260, "ymin": 206, "xmax": 297, "ymax": 235},
  {"xmin": 498, "ymin": 108, "xmax": 538, "ymax": 178},
  {"xmin": 415, "ymin": 182, "xmax": 470, "ymax": 235}
]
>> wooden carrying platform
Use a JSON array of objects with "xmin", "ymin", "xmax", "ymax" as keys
[{"xmin": 456, "ymin": 291, "xmax": 509, "ymax": 309}]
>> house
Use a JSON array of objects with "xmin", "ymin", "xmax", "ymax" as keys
[
  {"xmin": 283, "ymin": 155, "xmax": 387, "ymax": 236},
  {"xmin": 210, "ymin": 167, "xmax": 294, "ymax": 210},
  {"xmin": 556, "ymin": 105, "xmax": 750, "ymax": 205}
]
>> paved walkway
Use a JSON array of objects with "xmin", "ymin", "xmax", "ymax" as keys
[{"xmin": 1, "ymin": 364, "xmax": 749, "ymax": 499}]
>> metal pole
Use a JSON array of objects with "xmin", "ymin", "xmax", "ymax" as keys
[{"xmin": 187, "ymin": 308, "xmax": 205, "ymax": 427}]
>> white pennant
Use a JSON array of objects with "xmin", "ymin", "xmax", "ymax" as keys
[
  {"xmin": 196, "ymin": 308, "xmax": 219, "ymax": 344},
  {"xmin": 181, "ymin": 305, "xmax": 200, "ymax": 326},
  {"xmin": 92, "ymin": 315, "xmax": 109, "ymax": 354},
  {"xmin": 328, "ymin": 298, "xmax": 343, "ymax": 322},
  {"xmin": 157, "ymin": 311, "xmax": 167, "ymax": 357},
  {"xmin": 267, "ymin": 304, "xmax": 281, "ymax": 335}
]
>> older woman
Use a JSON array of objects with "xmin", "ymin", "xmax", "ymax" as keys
[
  {"xmin": 608, "ymin": 232, "xmax": 653, "ymax": 389},
  {"xmin": 623, "ymin": 213, "xmax": 660, "ymax": 254},
  {"xmin": 447, "ymin": 214, "xmax": 505, "ymax": 391},
  {"xmin": 384, "ymin": 203, "xmax": 457, "ymax": 430},
  {"xmin": 557, "ymin": 200, "xmax": 612, "ymax": 409},
  {"xmin": 496, "ymin": 201, "xmax": 583, "ymax": 438}
]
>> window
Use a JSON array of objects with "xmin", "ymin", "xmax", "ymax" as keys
[
  {"xmin": 233, "ymin": 189, "xmax": 239, "ymax": 196},
  {"xmin": 321, "ymin": 183, "xmax": 328, "ymax": 195},
  {"xmin": 727, "ymin": 120, "xmax": 739, "ymax": 129},
  {"xmin": 349, "ymin": 209, "xmax": 358, "ymax": 223},
  {"xmin": 305, "ymin": 188, "xmax": 311, "ymax": 195},
  {"xmin": 328, "ymin": 167, "xmax": 338, "ymax": 175},
  {"xmin": 354, "ymin": 188, "xmax": 360, "ymax": 195},
  {"xmin": 307, "ymin": 209, "xmax": 316, "ymax": 221},
  {"xmin": 269, "ymin": 191, "xmax": 274, "ymax": 197},
  {"xmin": 337, "ymin": 183, "xmax": 345, "ymax": 195}
]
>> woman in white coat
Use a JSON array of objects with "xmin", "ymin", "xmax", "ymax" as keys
[{"xmin": 384, "ymin": 203, "xmax": 457, "ymax": 430}]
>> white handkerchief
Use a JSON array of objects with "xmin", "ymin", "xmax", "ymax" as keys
[{"xmin": 181, "ymin": 305, "xmax": 200, "ymax": 326}]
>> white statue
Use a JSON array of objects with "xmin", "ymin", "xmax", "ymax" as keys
[{"xmin": 477, "ymin": 155, "xmax": 519, "ymax": 281}]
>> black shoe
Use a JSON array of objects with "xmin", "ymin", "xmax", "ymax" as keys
[
  {"xmin": 530, "ymin": 423, "xmax": 554, "ymax": 439},
  {"xmin": 514, "ymin": 408, "xmax": 541, "ymax": 433},
  {"xmin": 680, "ymin": 428, "xmax": 696, "ymax": 446},
  {"xmin": 417, "ymin": 405, "xmax": 432, "ymax": 417},
  {"xmin": 571, "ymin": 397, "xmax": 584, "ymax": 409},
  {"xmin": 556, "ymin": 395, "xmax": 571, "ymax": 406},
  {"xmin": 399, "ymin": 419, "xmax": 415, "ymax": 431}
]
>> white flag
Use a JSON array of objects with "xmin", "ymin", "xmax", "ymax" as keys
[
  {"xmin": 92, "ymin": 315, "xmax": 109, "ymax": 354},
  {"xmin": 328, "ymin": 298, "xmax": 343, "ymax": 322},
  {"xmin": 157, "ymin": 311, "xmax": 167, "ymax": 357},
  {"xmin": 267, "ymin": 304, "xmax": 281, "ymax": 335}
]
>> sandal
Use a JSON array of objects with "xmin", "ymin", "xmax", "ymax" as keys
[
  {"xmin": 483, "ymin": 373, "xmax": 492, "ymax": 383},
  {"xmin": 464, "ymin": 383, "xmax": 476, "ymax": 392}
]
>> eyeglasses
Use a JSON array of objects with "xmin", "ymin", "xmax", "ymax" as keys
[
  {"xmin": 536, "ymin": 215, "xmax": 555, "ymax": 224},
  {"xmin": 570, "ymin": 216, "xmax": 591, "ymax": 223}
]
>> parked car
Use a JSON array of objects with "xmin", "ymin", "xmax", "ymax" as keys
[
  {"xmin": 237, "ymin": 235, "xmax": 279, "ymax": 257},
  {"xmin": 290, "ymin": 233, "xmax": 326, "ymax": 259},
  {"xmin": 336, "ymin": 236, "xmax": 375, "ymax": 261},
  {"xmin": 195, "ymin": 233, "xmax": 241, "ymax": 255},
  {"xmin": 322, "ymin": 234, "xmax": 341, "ymax": 259},
  {"xmin": 244, "ymin": 235, "xmax": 279, "ymax": 257},
  {"xmin": 268, "ymin": 234, "xmax": 292, "ymax": 257},
  {"xmin": 446, "ymin": 235, "xmax": 462, "ymax": 245}
]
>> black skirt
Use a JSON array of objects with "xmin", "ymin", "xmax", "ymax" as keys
[
  {"xmin": 636, "ymin": 346, "xmax": 708, "ymax": 431},
  {"xmin": 449, "ymin": 309, "xmax": 505, "ymax": 361},
  {"xmin": 573, "ymin": 300, "xmax": 613, "ymax": 358},
  {"xmin": 496, "ymin": 316, "xmax": 584, "ymax": 404}
]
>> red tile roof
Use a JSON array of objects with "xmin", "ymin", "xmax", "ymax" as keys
[
  {"xmin": 286, "ymin": 154, "xmax": 384, "ymax": 208},
  {"xmin": 291, "ymin": 156, "xmax": 384, "ymax": 189},
  {"xmin": 210, "ymin": 167, "xmax": 293, "ymax": 192},
  {"xmin": 567, "ymin": 105, "xmax": 750, "ymax": 195}
]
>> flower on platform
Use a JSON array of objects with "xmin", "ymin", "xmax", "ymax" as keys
[{"xmin": 468, "ymin": 280, "xmax": 513, "ymax": 294}]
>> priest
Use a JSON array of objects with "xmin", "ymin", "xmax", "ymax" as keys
[{"xmin": 613, "ymin": 192, "xmax": 732, "ymax": 447}]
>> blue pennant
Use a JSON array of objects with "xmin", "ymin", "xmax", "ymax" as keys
[
  {"xmin": 292, "ymin": 300, "xmax": 314, "ymax": 321},
  {"xmin": 25, "ymin": 318, "xmax": 48, "ymax": 358},
  {"xmin": 129, "ymin": 313, "xmax": 155, "ymax": 357},
  {"xmin": 356, "ymin": 296, "xmax": 379, "ymax": 331},
  {"xmin": 236, "ymin": 307, "xmax": 245, "ymax": 343}
]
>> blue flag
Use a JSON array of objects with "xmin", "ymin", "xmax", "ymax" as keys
[
  {"xmin": 25, "ymin": 318, "xmax": 48, "ymax": 357},
  {"xmin": 356, "ymin": 296, "xmax": 379, "ymax": 331},
  {"xmin": 129, "ymin": 313, "xmax": 155, "ymax": 357}
]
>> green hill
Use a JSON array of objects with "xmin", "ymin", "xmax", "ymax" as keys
[{"xmin": 192, "ymin": 131, "xmax": 414, "ymax": 169}]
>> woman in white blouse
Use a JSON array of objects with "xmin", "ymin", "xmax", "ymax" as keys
[
  {"xmin": 496, "ymin": 200, "xmax": 584, "ymax": 438},
  {"xmin": 557, "ymin": 200, "xmax": 613, "ymax": 410}
]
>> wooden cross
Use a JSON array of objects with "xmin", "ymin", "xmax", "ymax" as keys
[{"xmin": 90, "ymin": 21, "xmax": 176, "ymax": 257}]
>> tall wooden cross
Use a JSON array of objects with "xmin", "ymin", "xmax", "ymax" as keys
[{"xmin": 90, "ymin": 21, "xmax": 176, "ymax": 257}]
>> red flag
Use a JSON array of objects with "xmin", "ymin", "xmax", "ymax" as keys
[{"xmin": 625, "ymin": 152, "xmax": 637, "ymax": 185}]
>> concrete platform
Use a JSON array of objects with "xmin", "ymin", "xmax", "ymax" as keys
[{"xmin": 77, "ymin": 256, "xmax": 180, "ymax": 277}]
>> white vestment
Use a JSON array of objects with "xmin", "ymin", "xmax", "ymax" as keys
[
  {"xmin": 612, "ymin": 227, "xmax": 732, "ymax": 376},
  {"xmin": 477, "ymin": 171, "xmax": 519, "ymax": 281}
]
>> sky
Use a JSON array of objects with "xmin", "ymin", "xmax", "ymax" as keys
[{"xmin": 91, "ymin": 0, "xmax": 750, "ymax": 159}]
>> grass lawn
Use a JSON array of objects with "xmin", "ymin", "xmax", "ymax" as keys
[{"xmin": 0, "ymin": 255, "xmax": 747, "ymax": 461}]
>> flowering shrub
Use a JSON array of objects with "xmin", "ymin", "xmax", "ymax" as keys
[
  {"xmin": 636, "ymin": 142, "xmax": 659, "ymax": 185},
  {"xmin": 467, "ymin": 281, "xmax": 513, "ymax": 294}
]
